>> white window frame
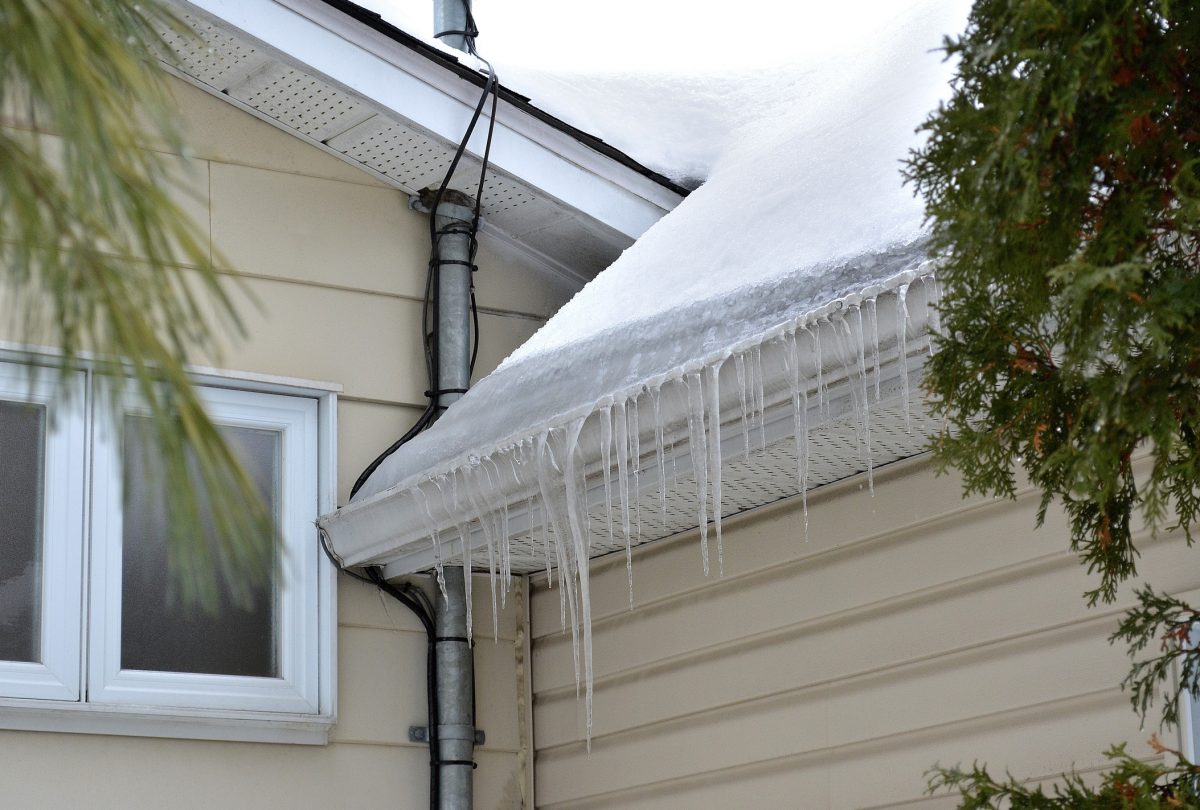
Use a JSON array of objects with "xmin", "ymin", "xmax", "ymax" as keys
[
  {"xmin": 89, "ymin": 385, "xmax": 321, "ymax": 714},
  {"xmin": 0, "ymin": 365, "xmax": 86, "ymax": 701},
  {"xmin": 0, "ymin": 357, "xmax": 338, "ymax": 744}
]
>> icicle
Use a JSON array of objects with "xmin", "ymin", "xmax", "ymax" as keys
[
  {"xmin": 626, "ymin": 395, "xmax": 640, "ymax": 608},
  {"xmin": 483, "ymin": 457, "xmax": 512, "ymax": 610},
  {"xmin": 831, "ymin": 311, "xmax": 863, "ymax": 456},
  {"xmin": 752, "ymin": 344, "xmax": 766, "ymax": 452},
  {"xmin": 628, "ymin": 393, "xmax": 638, "ymax": 544},
  {"xmin": 806, "ymin": 323, "xmax": 825, "ymax": 420},
  {"xmin": 561, "ymin": 417, "xmax": 595, "ymax": 746},
  {"xmin": 784, "ymin": 332, "xmax": 810, "ymax": 537},
  {"xmin": 926, "ymin": 271, "xmax": 942, "ymax": 356},
  {"xmin": 461, "ymin": 532, "xmax": 473, "ymax": 645},
  {"xmin": 445, "ymin": 472, "xmax": 474, "ymax": 644},
  {"xmin": 868, "ymin": 296, "xmax": 881, "ymax": 401},
  {"xmin": 652, "ymin": 385, "xmax": 668, "ymax": 525},
  {"xmin": 684, "ymin": 372, "xmax": 710, "ymax": 575},
  {"xmin": 613, "ymin": 399, "xmax": 632, "ymax": 557},
  {"xmin": 417, "ymin": 483, "xmax": 448, "ymax": 600},
  {"xmin": 536, "ymin": 432, "xmax": 580, "ymax": 689},
  {"xmin": 705, "ymin": 362, "xmax": 725, "ymax": 576},
  {"xmin": 852, "ymin": 306, "xmax": 874, "ymax": 494},
  {"xmin": 600, "ymin": 405, "xmax": 615, "ymax": 551},
  {"xmin": 537, "ymin": 496, "xmax": 553, "ymax": 589},
  {"xmin": 734, "ymin": 353, "xmax": 750, "ymax": 459},
  {"xmin": 897, "ymin": 282, "xmax": 912, "ymax": 430},
  {"xmin": 464, "ymin": 465, "xmax": 500, "ymax": 642}
]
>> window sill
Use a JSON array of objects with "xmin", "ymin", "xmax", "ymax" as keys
[{"xmin": 0, "ymin": 697, "xmax": 335, "ymax": 745}]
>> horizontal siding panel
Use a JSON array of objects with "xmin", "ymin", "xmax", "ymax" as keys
[
  {"xmin": 535, "ymin": 610, "xmax": 1124, "ymax": 749},
  {"xmin": 209, "ymin": 148, "xmax": 577, "ymax": 319},
  {"xmin": 533, "ymin": 496, "xmax": 1072, "ymax": 688},
  {"xmin": 197, "ymin": 275, "xmax": 540, "ymax": 405},
  {"xmin": 533, "ymin": 460, "xmax": 1042, "ymax": 633},
  {"xmin": 0, "ymin": 729, "xmax": 427, "ymax": 808},
  {"xmin": 337, "ymin": 399, "xmax": 426, "ymax": 507},
  {"xmin": 333, "ymin": 624, "xmax": 428, "ymax": 746},
  {"xmin": 535, "ymin": 637, "xmax": 1129, "ymax": 797},
  {"xmin": 532, "ymin": 464, "xmax": 1198, "ymax": 807},
  {"xmin": 538, "ymin": 694, "xmax": 1151, "ymax": 809},
  {"xmin": 210, "ymin": 161, "xmax": 425, "ymax": 297}
]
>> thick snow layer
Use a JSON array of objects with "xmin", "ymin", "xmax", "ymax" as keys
[{"xmin": 350, "ymin": 0, "xmax": 965, "ymax": 502}]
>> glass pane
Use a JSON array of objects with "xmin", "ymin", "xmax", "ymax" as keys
[
  {"xmin": 0, "ymin": 400, "xmax": 45, "ymax": 664},
  {"xmin": 120, "ymin": 416, "xmax": 280, "ymax": 678}
]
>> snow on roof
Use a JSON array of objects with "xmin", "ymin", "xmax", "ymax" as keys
[{"xmin": 348, "ymin": 0, "xmax": 964, "ymax": 502}]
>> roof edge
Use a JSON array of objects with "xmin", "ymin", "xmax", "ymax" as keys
[
  {"xmin": 318, "ymin": 269, "xmax": 941, "ymax": 572},
  {"xmin": 316, "ymin": 0, "xmax": 691, "ymax": 199}
]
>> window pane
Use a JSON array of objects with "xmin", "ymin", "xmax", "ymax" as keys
[
  {"xmin": 0, "ymin": 401, "xmax": 45, "ymax": 664},
  {"xmin": 120, "ymin": 416, "xmax": 280, "ymax": 678}
]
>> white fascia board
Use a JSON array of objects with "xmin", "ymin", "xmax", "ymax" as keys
[
  {"xmin": 180, "ymin": 0, "xmax": 682, "ymax": 239},
  {"xmin": 318, "ymin": 277, "xmax": 937, "ymax": 574}
]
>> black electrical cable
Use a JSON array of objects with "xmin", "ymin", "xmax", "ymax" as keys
[
  {"xmin": 337, "ymin": 12, "xmax": 498, "ymax": 808},
  {"xmin": 348, "ymin": 44, "xmax": 500, "ymax": 500}
]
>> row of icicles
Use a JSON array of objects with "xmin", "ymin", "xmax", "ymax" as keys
[{"xmin": 407, "ymin": 269, "xmax": 939, "ymax": 744}]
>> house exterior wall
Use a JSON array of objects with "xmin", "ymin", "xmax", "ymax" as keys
[
  {"xmin": 530, "ymin": 456, "xmax": 1197, "ymax": 808},
  {"xmin": 0, "ymin": 76, "xmax": 564, "ymax": 808}
]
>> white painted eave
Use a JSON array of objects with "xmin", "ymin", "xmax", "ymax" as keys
[{"xmin": 178, "ymin": 0, "xmax": 682, "ymax": 241}]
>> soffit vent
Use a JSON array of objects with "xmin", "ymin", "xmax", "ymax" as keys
[
  {"xmin": 227, "ymin": 64, "xmax": 376, "ymax": 143},
  {"xmin": 157, "ymin": 12, "xmax": 263, "ymax": 90}
]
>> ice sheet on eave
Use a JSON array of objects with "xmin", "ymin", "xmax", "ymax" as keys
[{"xmin": 351, "ymin": 0, "xmax": 959, "ymax": 504}]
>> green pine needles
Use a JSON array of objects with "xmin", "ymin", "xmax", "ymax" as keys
[
  {"xmin": 0, "ymin": 1, "xmax": 273, "ymax": 609},
  {"xmin": 906, "ymin": 0, "xmax": 1199, "ymax": 804}
]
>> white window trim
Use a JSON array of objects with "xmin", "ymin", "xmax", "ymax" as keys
[
  {"xmin": 0, "ymin": 360, "xmax": 338, "ymax": 745},
  {"xmin": 0, "ymin": 365, "xmax": 86, "ymax": 701}
]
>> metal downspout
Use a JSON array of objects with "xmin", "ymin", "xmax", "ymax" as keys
[
  {"xmin": 432, "ymin": 188, "xmax": 476, "ymax": 810},
  {"xmin": 434, "ymin": 0, "xmax": 473, "ymax": 52},
  {"xmin": 432, "ymin": 4, "xmax": 479, "ymax": 806}
]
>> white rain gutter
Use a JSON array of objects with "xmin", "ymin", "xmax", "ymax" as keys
[{"xmin": 319, "ymin": 268, "xmax": 939, "ymax": 574}]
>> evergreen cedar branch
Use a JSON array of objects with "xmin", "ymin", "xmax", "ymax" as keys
[
  {"xmin": 0, "ymin": 0, "xmax": 274, "ymax": 609},
  {"xmin": 904, "ymin": 0, "xmax": 1200, "ymax": 803}
]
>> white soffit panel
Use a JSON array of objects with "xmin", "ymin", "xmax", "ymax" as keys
[
  {"xmin": 227, "ymin": 63, "xmax": 376, "ymax": 142},
  {"xmin": 167, "ymin": 0, "xmax": 679, "ymax": 246},
  {"xmin": 159, "ymin": 3, "xmax": 654, "ymax": 280}
]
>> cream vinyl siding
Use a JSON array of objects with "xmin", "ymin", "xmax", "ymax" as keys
[
  {"xmin": 530, "ymin": 457, "xmax": 1196, "ymax": 809},
  {"xmin": 0, "ymin": 76, "xmax": 555, "ymax": 808}
]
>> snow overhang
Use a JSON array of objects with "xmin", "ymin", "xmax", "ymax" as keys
[
  {"xmin": 318, "ymin": 250, "xmax": 942, "ymax": 577},
  {"xmin": 163, "ymin": 0, "xmax": 685, "ymax": 282}
]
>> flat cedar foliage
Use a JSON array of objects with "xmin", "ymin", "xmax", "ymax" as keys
[{"xmin": 905, "ymin": 0, "xmax": 1200, "ymax": 804}]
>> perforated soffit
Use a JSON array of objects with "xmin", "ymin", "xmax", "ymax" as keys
[{"xmin": 157, "ymin": 10, "xmax": 625, "ymax": 278}]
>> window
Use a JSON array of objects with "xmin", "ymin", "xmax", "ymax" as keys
[{"xmin": 0, "ymin": 361, "xmax": 336, "ymax": 744}]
